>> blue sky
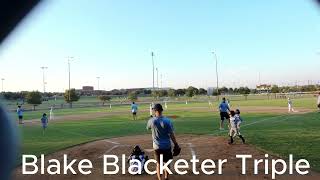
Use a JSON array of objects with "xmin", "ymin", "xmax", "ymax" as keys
[{"xmin": 0, "ymin": 0, "xmax": 319, "ymax": 92}]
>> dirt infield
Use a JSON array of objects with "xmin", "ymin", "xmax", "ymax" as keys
[{"xmin": 14, "ymin": 134, "xmax": 319, "ymax": 180}]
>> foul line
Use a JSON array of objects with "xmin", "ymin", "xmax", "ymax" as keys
[
  {"xmin": 207, "ymin": 114, "xmax": 290, "ymax": 136},
  {"xmin": 99, "ymin": 140, "xmax": 131, "ymax": 158},
  {"xmin": 181, "ymin": 142, "xmax": 196, "ymax": 157},
  {"xmin": 104, "ymin": 140, "xmax": 121, "ymax": 145}
]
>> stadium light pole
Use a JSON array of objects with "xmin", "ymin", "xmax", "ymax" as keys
[
  {"xmin": 1, "ymin": 78, "xmax": 4, "ymax": 92},
  {"xmin": 151, "ymin": 52, "xmax": 155, "ymax": 91},
  {"xmin": 160, "ymin": 74, "xmax": 163, "ymax": 89},
  {"xmin": 156, "ymin": 68, "xmax": 159, "ymax": 89},
  {"xmin": 67, "ymin": 57, "xmax": 74, "ymax": 102},
  {"xmin": 40, "ymin": 66, "xmax": 48, "ymax": 93},
  {"xmin": 96, "ymin": 77, "xmax": 100, "ymax": 91},
  {"xmin": 212, "ymin": 51, "xmax": 219, "ymax": 100}
]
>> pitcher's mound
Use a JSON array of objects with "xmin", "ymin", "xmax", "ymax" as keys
[{"xmin": 14, "ymin": 134, "xmax": 319, "ymax": 180}]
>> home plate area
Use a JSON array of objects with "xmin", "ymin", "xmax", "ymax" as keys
[{"xmin": 14, "ymin": 134, "xmax": 319, "ymax": 180}]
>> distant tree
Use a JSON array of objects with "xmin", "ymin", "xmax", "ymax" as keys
[
  {"xmin": 198, "ymin": 88, "xmax": 207, "ymax": 95},
  {"xmin": 212, "ymin": 89, "xmax": 220, "ymax": 96},
  {"xmin": 186, "ymin": 86, "xmax": 196, "ymax": 97},
  {"xmin": 98, "ymin": 95, "xmax": 111, "ymax": 106},
  {"xmin": 175, "ymin": 89, "xmax": 186, "ymax": 96},
  {"xmin": 3, "ymin": 92, "xmax": 14, "ymax": 100},
  {"xmin": 159, "ymin": 90, "xmax": 168, "ymax": 97},
  {"xmin": 64, "ymin": 88, "xmax": 80, "ymax": 108},
  {"xmin": 128, "ymin": 91, "xmax": 138, "ymax": 102},
  {"xmin": 168, "ymin": 89, "xmax": 177, "ymax": 97},
  {"xmin": 238, "ymin": 87, "xmax": 250, "ymax": 100},
  {"xmin": 305, "ymin": 85, "xmax": 317, "ymax": 92},
  {"xmin": 228, "ymin": 88, "xmax": 234, "ymax": 94},
  {"xmin": 233, "ymin": 88, "xmax": 239, "ymax": 94},
  {"xmin": 271, "ymin": 85, "xmax": 280, "ymax": 93},
  {"xmin": 188, "ymin": 86, "xmax": 200, "ymax": 97},
  {"xmin": 151, "ymin": 91, "xmax": 159, "ymax": 99},
  {"xmin": 26, "ymin": 91, "xmax": 42, "ymax": 111},
  {"xmin": 251, "ymin": 89, "xmax": 258, "ymax": 94},
  {"xmin": 3, "ymin": 92, "xmax": 26, "ymax": 101},
  {"xmin": 143, "ymin": 89, "xmax": 152, "ymax": 95},
  {"xmin": 219, "ymin": 87, "xmax": 228, "ymax": 94}
]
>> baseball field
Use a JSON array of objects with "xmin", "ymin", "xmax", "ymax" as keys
[{"xmin": 10, "ymin": 96, "xmax": 320, "ymax": 179}]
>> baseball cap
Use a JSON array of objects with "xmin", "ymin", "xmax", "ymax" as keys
[{"xmin": 153, "ymin": 103, "xmax": 163, "ymax": 112}]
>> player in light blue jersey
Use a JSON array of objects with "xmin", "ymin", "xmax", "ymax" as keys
[{"xmin": 131, "ymin": 102, "xmax": 138, "ymax": 120}]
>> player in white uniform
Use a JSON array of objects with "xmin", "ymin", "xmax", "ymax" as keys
[
  {"xmin": 228, "ymin": 110, "xmax": 245, "ymax": 144},
  {"xmin": 49, "ymin": 106, "xmax": 54, "ymax": 120},
  {"xmin": 288, "ymin": 97, "xmax": 294, "ymax": 112},
  {"xmin": 149, "ymin": 103, "xmax": 154, "ymax": 117}
]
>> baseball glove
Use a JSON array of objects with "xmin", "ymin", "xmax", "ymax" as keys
[{"xmin": 172, "ymin": 144, "xmax": 181, "ymax": 156}]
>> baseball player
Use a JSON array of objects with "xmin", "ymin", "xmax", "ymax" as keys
[
  {"xmin": 219, "ymin": 97, "xmax": 230, "ymax": 130},
  {"xmin": 317, "ymin": 92, "xmax": 320, "ymax": 111},
  {"xmin": 131, "ymin": 102, "xmax": 138, "ymax": 120},
  {"xmin": 288, "ymin": 97, "xmax": 294, "ymax": 112},
  {"xmin": 17, "ymin": 105, "xmax": 23, "ymax": 124},
  {"xmin": 147, "ymin": 103, "xmax": 180, "ymax": 180},
  {"xmin": 128, "ymin": 145, "xmax": 148, "ymax": 174},
  {"xmin": 49, "ymin": 106, "xmax": 54, "ymax": 121},
  {"xmin": 41, "ymin": 113, "xmax": 48, "ymax": 135},
  {"xmin": 149, "ymin": 103, "xmax": 154, "ymax": 117},
  {"xmin": 228, "ymin": 110, "xmax": 245, "ymax": 144}
]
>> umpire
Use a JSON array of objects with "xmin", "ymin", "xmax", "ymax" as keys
[{"xmin": 219, "ymin": 97, "xmax": 230, "ymax": 130}]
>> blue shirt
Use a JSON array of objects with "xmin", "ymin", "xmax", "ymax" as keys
[
  {"xmin": 17, "ymin": 108, "xmax": 23, "ymax": 116},
  {"xmin": 147, "ymin": 116, "xmax": 174, "ymax": 150},
  {"xmin": 219, "ymin": 101, "xmax": 230, "ymax": 112},
  {"xmin": 41, "ymin": 117, "xmax": 48, "ymax": 124},
  {"xmin": 131, "ymin": 104, "xmax": 138, "ymax": 112}
]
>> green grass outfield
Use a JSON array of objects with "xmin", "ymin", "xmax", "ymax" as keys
[
  {"xmin": 10, "ymin": 97, "xmax": 319, "ymax": 120},
  {"xmin": 17, "ymin": 99, "xmax": 320, "ymax": 171}
]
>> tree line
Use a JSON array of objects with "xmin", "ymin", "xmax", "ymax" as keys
[
  {"xmin": 1, "ymin": 84, "xmax": 319, "ymax": 110},
  {"xmin": 1, "ymin": 89, "xmax": 80, "ymax": 110}
]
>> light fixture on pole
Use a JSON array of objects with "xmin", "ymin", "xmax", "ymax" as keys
[{"xmin": 40, "ymin": 66, "xmax": 48, "ymax": 93}]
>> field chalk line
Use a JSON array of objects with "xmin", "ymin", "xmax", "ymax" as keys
[
  {"xmin": 207, "ymin": 114, "xmax": 291, "ymax": 136},
  {"xmin": 104, "ymin": 140, "xmax": 121, "ymax": 145},
  {"xmin": 181, "ymin": 142, "xmax": 196, "ymax": 157}
]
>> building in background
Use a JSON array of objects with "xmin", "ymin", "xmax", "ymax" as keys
[
  {"xmin": 82, "ymin": 86, "xmax": 94, "ymax": 91},
  {"xmin": 256, "ymin": 84, "xmax": 272, "ymax": 93}
]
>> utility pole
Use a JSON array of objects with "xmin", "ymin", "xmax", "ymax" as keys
[
  {"xmin": 212, "ymin": 51, "xmax": 219, "ymax": 100},
  {"xmin": 156, "ymin": 68, "xmax": 159, "ymax": 89},
  {"xmin": 40, "ymin": 66, "xmax": 48, "ymax": 93},
  {"xmin": 151, "ymin": 52, "xmax": 155, "ymax": 91},
  {"xmin": 96, "ymin": 77, "xmax": 100, "ymax": 90},
  {"xmin": 1, "ymin": 78, "xmax": 4, "ymax": 92},
  {"xmin": 259, "ymin": 72, "xmax": 261, "ymax": 85},
  {"xmin": 161, "ymin": 74, "xmax": 163, "ymax": 89},
  {"xmin": 67, "ymin": 57, "xmax": 74, "ymax": 103}
]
